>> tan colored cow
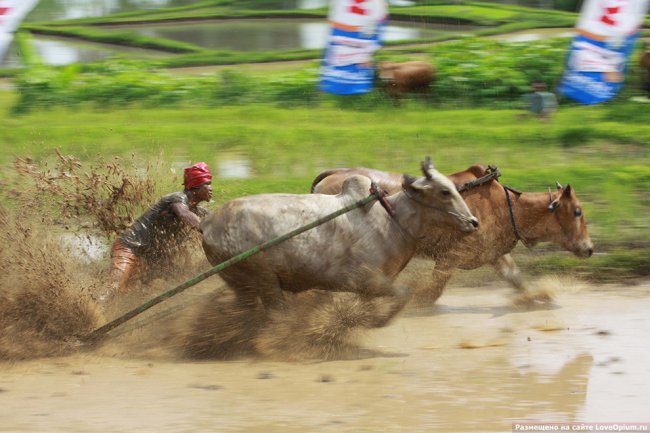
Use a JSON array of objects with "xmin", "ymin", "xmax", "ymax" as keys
[
  {"xmin": 311, "ymin": 164, "xmax": 593, "ymax": 304},
  {"xmin": 201, "ymin": 159, "xmax": 478, "ymax": 328}
]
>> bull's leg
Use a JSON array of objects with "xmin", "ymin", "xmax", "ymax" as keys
[
  {"xmin": 492, "ymin": 254, "xmax": 526, "ymax": 293},
  {"xmin": 493, "ymin": 254, "xmax": 553, "ymax": 306},
  {"xmin": 358, "ymin": 273, "xmax": 411, "ymax": 328},
  {"xmin": 220, "ymin": 265, "xmax": 285, "ymax": 312},
  {"xmin": 411, "ymin": 266, "xmax": 455, "ymax": 307},
  {"xmin": 255, "ymin": 272, "xmax": 286, "ymax": 312}
]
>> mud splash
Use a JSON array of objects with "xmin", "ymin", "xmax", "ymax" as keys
[
  {"xmin": 0, "ymin": 151, "xmax": 381, "ymax": 363},
  {"xmin": 0, "ymin": 207, "xmax": 102, "ymax": 360},
  {"xmin": 0, "ymin": 152, "xmax": 206, "ymax": 361}
]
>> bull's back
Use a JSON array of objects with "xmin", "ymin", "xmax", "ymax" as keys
[
  {"xmin": 201, "ymin": 177, "xmax": 405, "ymax": 290},
  {"xmin": 311, "ymin": 168, "xmax": 403, "ymax": 195}
]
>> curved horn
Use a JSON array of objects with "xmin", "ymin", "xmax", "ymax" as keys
[
  {"xmin": 555, "ymin": 181, "xmax": 563, "ymax": 190},
  {"xmin": 421, "ymin": 156, "xmax": 434, "ymax": 180}
]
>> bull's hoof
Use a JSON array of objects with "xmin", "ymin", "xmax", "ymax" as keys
[{"xmin": 512, "ymin": 290, "xmax": 554, "ymax": 309}]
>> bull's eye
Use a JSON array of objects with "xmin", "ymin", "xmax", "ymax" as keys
[
  {"xmin": 574, "ymin": 208, "xmax": 582, "ymax": 217},
  {"xmin": 441, "ymin": 189, "xmax": 451, "ymax": 197}
]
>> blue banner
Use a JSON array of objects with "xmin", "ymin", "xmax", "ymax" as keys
[
  {"xmin": 558, "ymin": 0, "xmax": 649, "ymax": 104},
  {"xmin": 319, "ymin": 0, "xmax": 387, "ymax": 95}
]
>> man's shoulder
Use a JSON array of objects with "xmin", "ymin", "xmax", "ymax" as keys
[{"xmin": 161, "ymin": 191, "xmax": 189, "ymax": 205}]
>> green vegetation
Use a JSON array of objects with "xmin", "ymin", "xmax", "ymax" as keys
[
  {"xmin": 0, "ymin": 38, "xmax": 577, "ymax": 112},
  {"xmin": 10, "ymin": 36, "xmax": 649, "ymax": 114},
  {"xmin": 1, "ymin": 88, "xmax": 649, "ymax": 281},
  {"xmin": 2, "ymin": 2, "xmax": 649, "ymax": 281}
]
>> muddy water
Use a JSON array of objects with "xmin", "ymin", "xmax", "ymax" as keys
[{"xmin": 1, "ymin": 277, "xmax": 648, "ymax": 432}]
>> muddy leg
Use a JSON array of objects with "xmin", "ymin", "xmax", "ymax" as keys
[
  {"xmin": 411, "ymin": 266, "xmax": 454, "ymax": 307},
  {"xmin": 492, "ymin": 254, "xmax": 526, "ymax": 293},
  {"xmin": 258, "ymin": 278, "xmax": 286, "ymax": 312},
  {"xmin": 97, "ymin": 239, "xmax": 143, "ymax": 304},
  {"xmin": 493, "ymin": 254, "xmax": 553, "ymax": 306},
  {"xmin": 360, "ymin": 274, "xmax": 411, "ymax": 328}
]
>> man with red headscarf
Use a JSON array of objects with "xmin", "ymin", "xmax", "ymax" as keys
[{"xmin": 98, "ymin": 162, "xmax": 213, "ymax": 303}]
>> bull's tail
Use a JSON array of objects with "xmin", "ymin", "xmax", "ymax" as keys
[{"xmin": 310, "ymin": 169, "xmax": 342, "ymax": 193}]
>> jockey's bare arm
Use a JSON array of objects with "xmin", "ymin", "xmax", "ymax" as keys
[{"xmin": 171, "ymin": 202, "xmax": 202, "ymax": 230}]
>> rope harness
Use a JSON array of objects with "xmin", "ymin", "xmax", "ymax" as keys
[
  {"xmin": 371, "ymin": 182, "xmax": 422, "ymax": 241},
  {"xmin": 502, "ymin": 184, "xmax": 533, "ymax": 249},
  {"xmin": 456, "ymin": 165, "xmax": 501, "ymax": 192}
]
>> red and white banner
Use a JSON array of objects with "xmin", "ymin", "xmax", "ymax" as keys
[
  {"xmin": 319, "ymin": 0, "xmax": 388, "ymax": 95},
  {"xmin": 558, "ymin": 0, "xmax": 649, "ymax": 104},
  {"xmin": 0, "ymin": 0, "xmax": 40, "ymax": 62}
]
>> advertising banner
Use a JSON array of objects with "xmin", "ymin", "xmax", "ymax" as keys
[
  {"xmin": 558, "ymin": 0, "xmax": 649, "ymax": 104},
  {"xmin": 319, "ymin": 0, "xmax": 388, "ymax": 95},
  {"xmin": 0, "ymin": 0, "xmax": 40, "ymax": 62}
]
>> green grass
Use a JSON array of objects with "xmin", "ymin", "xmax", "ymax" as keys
[{"xmin": 1, "ymin": 91, "xmax": 649, "ymax": 257}]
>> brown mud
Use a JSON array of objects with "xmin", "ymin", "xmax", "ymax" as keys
[
  {"xmin": 1, "ymin": 153, "xmax": 648, "ymax": 431},
  {"xmin": 1, "ymin": 276, "xmax": 648, "ymax": 432}
]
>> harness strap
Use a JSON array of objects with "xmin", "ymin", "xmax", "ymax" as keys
[
  {"xmin": 370, "ymin": 182, "xmax": 421, "ymax": 241},
  {"xmin": 503, "ymin": 184, "xmax": 531, "ymax": 249},
  {"xmin": 457, "ymin": 165, "xmax": 502, "ymax": 192}
]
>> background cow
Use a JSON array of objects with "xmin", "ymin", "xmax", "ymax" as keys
[
  {"xmin": 201, "ymin": 159, "xmax": 478, "ymax": 330},
  {"xmin": 311, "ymin": 165, "xmax": 593, "ymax": 305},
  {"xmin": 377, "ymin": 60, "xmax": 435, "ymax": 104}
]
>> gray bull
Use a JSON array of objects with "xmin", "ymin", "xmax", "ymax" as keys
[{"xmin": 201, "ymin": 159, "xmax": 478, "ymax": 328}]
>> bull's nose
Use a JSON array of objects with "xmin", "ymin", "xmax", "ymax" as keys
[
  {"xmin": 470, "ymin": 217, "xmax": 479, "ymax": 229},
  {"xmin": 587, "ymin": 248, "xmax": 593, "ymax": 257}
]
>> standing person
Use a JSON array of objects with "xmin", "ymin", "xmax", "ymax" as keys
[
  {"xmin": 523, "ymin": 81, "xmax": 558, "ymax": 119},
  {"xmin": 98, "ymin": 162, "xmax": 213, "ymax": 303}
]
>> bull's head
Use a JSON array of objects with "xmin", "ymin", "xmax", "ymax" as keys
[
  {"xmin": 546, "ymin": 183, "xmax": 593, "ymax": 258},
  {"xmin": 402, "ymin": 157, "xmax": 479, "ymax": 233}
]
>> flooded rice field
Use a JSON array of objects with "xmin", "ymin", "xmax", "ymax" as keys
[
  {"xmin": 1, "ymin": 270, "xmax": 648, "ymax": 432},
  {"xmin": 0, "ymin": 156, "xmax": 647, "ymax": 432}
]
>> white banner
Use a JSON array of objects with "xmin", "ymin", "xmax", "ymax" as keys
[
  {"xmin": 319, "ymin": 0, "xmax": 388, "ymax": 95},
  {"xmin": 558, "ymin": 0, "xmax": 649, "ymax": 104},
  {"xmin": 0, "ymin": 0, "xmax": 41, "ymax": 62}
]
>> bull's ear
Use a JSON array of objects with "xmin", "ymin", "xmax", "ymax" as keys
[
  {"xmin": 402, "ymin": 174, "xmax": 416, "ymax": 188},
  {"xmin": 562, "ymin": 184, "xmax": 573, "ymax": 198}
]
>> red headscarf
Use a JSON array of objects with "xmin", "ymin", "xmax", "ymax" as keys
[{"xmin": 184, "ymin": 162, "xmax": 212, "ymax": 190}]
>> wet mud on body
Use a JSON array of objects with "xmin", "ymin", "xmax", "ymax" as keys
[{"xmin": 1, "ymin": 276, "xmax": 649, "ymax": 433}]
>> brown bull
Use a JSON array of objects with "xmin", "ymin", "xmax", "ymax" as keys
[
  {"xmin": 377, "ymin": 61, "xmax": 435, "ymax": 103},
  {"xmin": 311, "ymin": 165, "xmax": 593, "ymax": 304}
]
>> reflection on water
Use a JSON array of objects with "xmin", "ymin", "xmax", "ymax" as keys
[
  {"xmin": 217, "ymin": 157, "xmax": 252, "ymax": 180},
  {"xmin": 129, "ymin": 19, "xmax": 473, "ymax": 52},
  {"xmin": 0, "ymin": 37, "xmax": 170, "ymax": 67},
  {"xmin": 32, "ymin": 38, "xmax": 115, "ymax": 66}
]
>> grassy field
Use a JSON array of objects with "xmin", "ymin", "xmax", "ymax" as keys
[
  {"xmin": 1, "ymin": 88, "xmax": 649, "ymax": 280},
  {"xmin": 1, "ymin": 0, "xmax": 649, "ymax": 280}
]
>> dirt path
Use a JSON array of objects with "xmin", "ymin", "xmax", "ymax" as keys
[{"xmin": 1, "ymin": 276, "xmax": 648, "ymax": 433}]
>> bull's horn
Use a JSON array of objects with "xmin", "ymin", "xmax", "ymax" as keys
[
  {"xmin": 556, "ymin": 181, "xmax": 563, "ymax": 190},
  {"xmin": 421, "ymin": 156, "xmax": 434, "ymax": 179}
]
